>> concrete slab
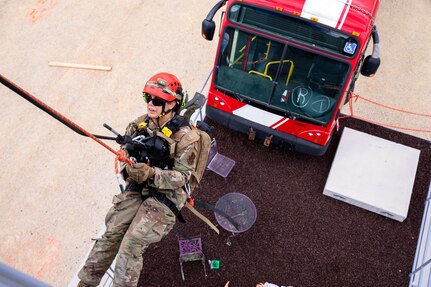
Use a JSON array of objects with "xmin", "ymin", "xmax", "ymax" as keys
[{"xmin": 324, "ymin": 127, "xmax": 421, "ymax": 222}]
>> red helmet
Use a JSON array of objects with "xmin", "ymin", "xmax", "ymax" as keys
[{"xmin": 143, "ymin": 72, "xmax": 182, "ymax": 102}]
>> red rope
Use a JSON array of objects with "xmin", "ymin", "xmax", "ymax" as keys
[
  {"xmin": 342, "ymin": 92, "xmax": 431, "ymax": 133},
  {"xmin": 351, "ymin": 92, "xmax": 431, "ymax": 118},
  {"xmin": 115, "ymin": 150, "xmax": 131, "ymax": 173},
  {"xmin": 1, "ymin": 74, "xmax": 133, "ymax": 164}
]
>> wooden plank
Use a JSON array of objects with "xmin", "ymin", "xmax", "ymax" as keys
[{"xmin": 48, "ymin": 61, "xmax": 112, "ymax": 71}]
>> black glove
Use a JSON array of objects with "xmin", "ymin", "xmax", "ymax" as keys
[{"xmin": 116, "ymin": 134, "xmax": 132, "ymax": 145}]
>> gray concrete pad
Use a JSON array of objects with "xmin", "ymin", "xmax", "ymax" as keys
[
  {"xmin": 0, "ymin": 1, "xmax": 430, "ymax": 286},
  {"xmin": 324, "ymin": 127, "xmax": 420, "ymax": 222}
]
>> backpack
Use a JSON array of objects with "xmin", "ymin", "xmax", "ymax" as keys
[
  {"xmin": 177, "ymin": 120, "xmax": 219, "ymax": 233},
  {"xmin": 189, "ymin": 122, "xmax": 212, "ymax": 190},
  {"xmin": 178, "ymin": 93, "xmax": 223, "ymax": 233},
  {"xmin": 172, "ymin": 120, "xmax": 208, "ymax": 189},
  {"xmin": 176, "ymin": 92, "xmax": 213, "ymax": 191}
]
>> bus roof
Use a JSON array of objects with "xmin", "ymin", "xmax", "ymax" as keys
[{"xmin": 232, "ymin": 0, "xmax": 380, "ymax": 43}]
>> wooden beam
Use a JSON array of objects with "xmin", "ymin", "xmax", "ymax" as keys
[{"xmin": 48, "ymin": 62, "xmax": 112, "ymax": 71}]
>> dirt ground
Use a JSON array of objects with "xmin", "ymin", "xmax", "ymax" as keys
[
  {"xmin": 0, "ymin": 1, "xmax": 429, "ymax": 287},
  {"xmin": 137, "ymin": 117, "xmax": 431, "ymax": 287}
]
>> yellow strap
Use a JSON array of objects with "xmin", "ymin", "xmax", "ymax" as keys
[{"xmin": 185, "ymin": 201, "xmax": 219, "ymax": 235}]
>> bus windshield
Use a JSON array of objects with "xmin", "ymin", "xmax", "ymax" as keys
[
  {"xmin": 214, "ymin": 27, "xmax": 350, "ymax": 124},
  {"xmin": 228, "ymin": 4, "xmax": 359, "ymax": 57}
]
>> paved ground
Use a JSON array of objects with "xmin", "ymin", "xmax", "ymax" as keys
[{"xmin": 0, "ymin": 1, "xmax": 429, "ymax": 287}]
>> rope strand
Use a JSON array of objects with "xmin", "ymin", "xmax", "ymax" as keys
[
  {"xmin": 351, "ymin": 92, "xmax": 431, "ymax": 118},
  {"xmin": 0, "ymin": 73, "xmax": 133, "ymax": 163},
  {"xmin": 342, "ymin": 92, "xmax": 431, "ymax": 133}
]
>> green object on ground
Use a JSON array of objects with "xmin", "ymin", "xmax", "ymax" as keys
[{"xmin": 210, "ymin": 260, "xmax": 220, "ymax": 269}]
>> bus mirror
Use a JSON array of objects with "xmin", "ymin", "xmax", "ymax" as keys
[
  {"xmin": 202, "ymin": 19, "xmax": 216, "ymax": 41},
  {"xmin": 202, "ymin": 0, "xmax": 226, "ymax": 41},
  {"xmin": 360, "ymin": 55, "xmax": 380, "ymax": 77},
  {"xmin": 361, "ymin": 25, "xmax": 380, "ymax": 77}
]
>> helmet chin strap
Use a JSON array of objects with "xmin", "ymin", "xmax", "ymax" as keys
[
  {"xmin": 158, "ymin": 104, "xmax": 169, "ymax": 118},
  {"xmin": 156, "ymin": 102, "xmax": 176, "ymax": 128},
  {"xmin": 158, "ymin": 100, "xmax": 178, "ymax": 119}
]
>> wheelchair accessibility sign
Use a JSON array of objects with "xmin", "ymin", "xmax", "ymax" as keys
[{"xmin": 344, "ymin": 42, "xmax": 357, "ymax": 55}]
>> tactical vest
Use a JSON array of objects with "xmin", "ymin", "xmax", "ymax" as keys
[{"xmin": 126, "ymin": 114, "xmax": 190, "ymax": 169}]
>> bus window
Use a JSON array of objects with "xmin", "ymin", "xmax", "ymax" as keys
[
  {"xmin": 215, "ymin": 27, "xmax": 349, "ymax": 123},
  {"xmin": 215, "ymin": 27, "xmax": 285, "ymax": 104},
  {"xmin": 272, "ymin": 45, "xmax": 349, "ymax": 122}
]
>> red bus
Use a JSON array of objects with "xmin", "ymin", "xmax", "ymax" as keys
[{"xmin": 202, "ymin": 0, "xmax": 381, "ymax": 155}]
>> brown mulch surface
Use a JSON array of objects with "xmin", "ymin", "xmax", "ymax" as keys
[{"xmin": 138, "ymin": 117, "xmax": 431, "ymax": 287}]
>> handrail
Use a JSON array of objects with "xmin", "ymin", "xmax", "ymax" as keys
[
  {"xmin": 410, "ymin": 258, "xmax": 431, "ymax": 276},
  {"xmin": 409, "ymin": 180, "xmax": 431, "ymax": 286},
  {"xmin": 248, "ymin": 60, "xmax": 295, "ymax": 87},
  {"xmin": 264, "ymin": 60, "xmax": 294, "ymax": 86},
  {"xmin": 230, "ymin": 37, "xmax": 272, "ymax": 67},
  {"xmin": 230, "ymin": 36, "xmax": 257, "ymax": 67},
  {"xmin": 248, "ymin": 70, "xmax": 272, "ymax": 80}
]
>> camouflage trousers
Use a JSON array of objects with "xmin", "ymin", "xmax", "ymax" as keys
[{"xmin": 78, "ymin": 191, "xmax": 176, "ymax": 287}]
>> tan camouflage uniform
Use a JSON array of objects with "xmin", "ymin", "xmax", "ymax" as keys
[{"xmin": 78, "ymin": 114, "xmax": 198, "ymax": 287}]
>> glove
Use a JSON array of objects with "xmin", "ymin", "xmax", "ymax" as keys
[
  {"xmin": 125, "ymin": 162, "xmax": 155, "ymax": 183},
  {"xmin": 116, "ymin": 134, "xmax": 132, "ymax": 145}
]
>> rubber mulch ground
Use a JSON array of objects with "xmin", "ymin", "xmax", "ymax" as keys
[{"xmin": 138, "ymin": 117, "xmax": 431, "ymax": 287}]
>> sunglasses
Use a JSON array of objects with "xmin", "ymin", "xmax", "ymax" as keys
[{"xmin": 142, "ymin": 93, "xmax": 166, "ymax": 106}]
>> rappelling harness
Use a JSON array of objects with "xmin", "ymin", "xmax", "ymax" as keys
[
  {"xmin": 121, "ymin": 114, "xmax": 190, "ymax": 223},
  {"xmin": 121, "ymin": 114, "xmax": 223, "ymax": 233}
]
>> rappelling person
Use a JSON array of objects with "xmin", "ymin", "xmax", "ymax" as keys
[{"xmin": 77, "ymin": 72, "xmax": 202, "ymax": 287}]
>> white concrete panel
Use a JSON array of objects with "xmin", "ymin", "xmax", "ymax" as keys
[{"xmin": 324, "ymin": 127, "xmax": 420, "ymax": 222}]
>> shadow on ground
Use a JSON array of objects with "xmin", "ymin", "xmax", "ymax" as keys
[{"xmin": 138, "ymin": 117, "xmax": 431, "ymax": 287}]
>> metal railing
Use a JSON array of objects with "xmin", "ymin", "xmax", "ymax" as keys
[
  {"xmin": 0, "ymin": 262, "xmax": 51, "ymax": 287},
  {"xmin": 409, "ymin": 180, "xmax": 431, "ymax": 287}
]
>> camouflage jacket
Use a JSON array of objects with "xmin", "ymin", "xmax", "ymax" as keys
[{"xmin": 121, "ymin": 114, "xmax": 199, "ymax": 211}]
